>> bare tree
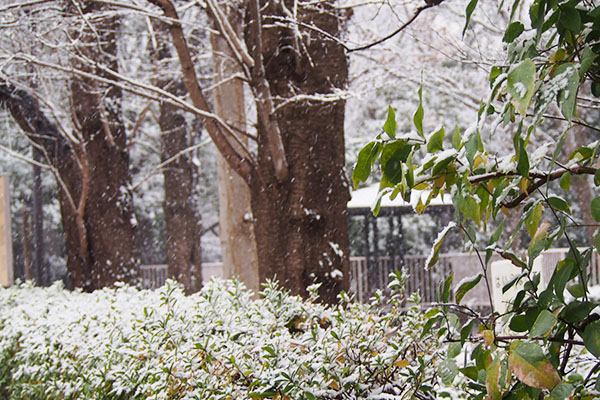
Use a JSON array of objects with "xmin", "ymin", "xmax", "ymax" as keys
[
  {"xmin": 149, "ymin": 0, "xmax": 350, "ymax": 302},
  {"xmin": 0, "ymin": 2, "xmax": 139, "ymax": 290},
  {"xmin": 210, "ymin": 2, "xmax": 260, "ymax": 294},
  {"xmin": 151, "ymin": 20, "xmax": 203, "ymax": 293}
]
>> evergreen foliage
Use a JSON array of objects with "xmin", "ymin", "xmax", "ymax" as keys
[{"xmin": 355, "ymin": 1, "xmax": 600, "ymax": 398}]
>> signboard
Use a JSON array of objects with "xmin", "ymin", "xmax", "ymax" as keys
[{"xmin": 490, "ymin": 257, "xmax": 544, "ymax": 314}]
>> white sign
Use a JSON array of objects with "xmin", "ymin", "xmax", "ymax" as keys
[{"xmin": 490, "ymin": 258, "xmax": 544, "ymax": 314}]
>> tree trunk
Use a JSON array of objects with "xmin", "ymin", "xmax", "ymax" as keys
[
  {"xmin": 65, "ymin": 3, "xmax": 139, "ymax": 290},
  {"xmin": 20, "ymin": 208, "xmax": 33, "ymax": 281},
  {"xmin": 0, "ymin": 77, "xmax": 139, "ymax": 290},
  {"xmin": 158, "ymin": 80, "xmax": 203, "ymax": 293},
  {"xmin": 153, "ymin": 22, "xmax": 203, "ymax": 294},
  {"xmin": 210, "ymin": 5, "xmax": 260, "ymax": 294},
  {"xmin": 247, "ymin": 0, "xmax": 350, "ymax": 303},
  {"xmin": 149, "ymin": 0, "xmax": 350, "ymax": 303}
]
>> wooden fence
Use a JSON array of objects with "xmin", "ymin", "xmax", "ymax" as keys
[{"xmin": 139, "ymin": 249, "xmax": 600, "ymax": 306}]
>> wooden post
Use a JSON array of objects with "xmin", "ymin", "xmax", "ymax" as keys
[{"xmin": 0, "ymin": 175, "xmax": 13, "ymax": 287}]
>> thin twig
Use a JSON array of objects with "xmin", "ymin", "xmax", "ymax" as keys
[{"xmin": 347, "ymin": 2, "xmax": 444, "ymax": 53}]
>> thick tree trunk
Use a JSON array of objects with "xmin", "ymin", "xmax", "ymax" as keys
[
  {"xmin": 158, "ymin": 81, "xmax": 203, "ymax": 293},
  {"xmin": 0, "ymin": 79, "xmax": 138, "ymax": 290},
  {"xmin": 67, "ymin": 3, "xmax": 139, "ymax": 290},
  {"xmin": 210, "ymin": 6, "xmax": 260, "ymax": 294},
  {"xmin": 153, "ymin": 22, "xmax": 204, "ymax": 293},
  {"xmin": 247, "ymin": 0, "xmax": 350, "ymax": 303},
  {"xmin": 150, "ymin": 0, "xmax": 350, "ymax": 303}
]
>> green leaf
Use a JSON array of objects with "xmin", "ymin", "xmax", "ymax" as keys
[
  {"xmin": 427, "ymin": 222, "xmax": 456, "ymax": 270},
  {"xmin": 508, "ymin": 340, "xmax": 561, "ymax": 390},
  {"xmin": 594, "ymin": 169, "xmax": 600, "ymax": 186},
  {"xmin": 566, "ymin": 283, "xmax": 585, "ymax": 299},
  {"xmin": 452, "ymin": 125, "xmax": 462, "ymax": 150},
  {"xmin": 352, "ymin": 141, "xmax": 382, "ymax": 188},
  {"xmin": 580, "ymin": 45, "xmax": 598, "ymax": 77},
  {"xmin": 448, "ymin": 342, "xmax": 462, "ymax": 358},
  {"xmin": 510, "ymin": 311, "xmax": 537, "ymax": 333},
  {"xmin": 503, "ymin": 21, "xmax": 525, "ymax": 43},
  {"xmin": 486, "ymin": 219, "xmax": 505, "ymax": 265},
  {"xmin": 440, "ymin": 274, "xmax": 453, "ymax": 303},
  {"xmin": 582, "ymin": 320, "xmax": 600, "ymax": 358},
  {"xmin": 381, "ymin": 140, "xmax": 412, "ymax": 184},
  {"xmin": 555, "ymin": 63, "xmax": 579, "ymax": 121},
  {"xmin": 529, "ymin": 310, "xmax": 556, "ymax": 338},
  {"xmin": 455, "ymin": 273, "xmax": 483, "ymax": 304},
  {"xmin": 559, "ymin": 171, "xmax": 571, "ymax": 191},
  {"xmin": 525, "ymin": 202, "xmax": 542, "ymax": 237},
  {"xmin": 559, "ymin": 6, "xmax": 581, "ymax": 33},
  {"xmin": 438, "ymin": 358, "xmax": 458, "ymax": 385},
  {"xmin": 459, "ymin": 196, "xmax": 481, "ymax": 222},
  {"xmin": 460, "ymin": 319, "xmax": 475, "ymax": 344},
  {"xmin": 413, "ymin": 86, "xmax": 425, "ymax": 138},
  {"xmin": 552, "ymin": 259, "xmax": 575, "ymax": 302},
  {"xmin": 591, "ymin": 196, "xmax": 600, "ymax": 222},
  {"xmin": 561, "ymin": 301, "xmax": 596, "ymax": 324},
  {"xmin": 569, "ymin": 146, "xmax": 594, "ymax": 162},
  {"xmin": 517, "ymin": 138, "xmax": 530, "ymax": 177},
  {"xmin": 593, "ymin": 81, "xmax": 600, "ymax": 98},
  {"xmin": 465, "ymin": 129, "xmax": 481, "ymax": 169},
  {"xmin": 463, "ymin": 0, "xmax": 479, "ymax": 36},
  {"xmin": 459, "ymin": 366, "xmax": 479, "ymax": 381},
  {"xmin": 547, "ymin": 196, "xmax": 571, "ymax": 214},
  {"xmin": 486, "ymin": 357, "xmax": 503, "ymax": 400},
  {"xmin": 508, "ymin": 59, "xmax": 536, "ymax": 115},
  {"xmin": 304, "ymin": 392, "xmax": 317, "ymax": 400},
  {"xmin": 427, "ymin": 126, "xmax": 445, "ymax": 153},
  {"xmin": 549, "ymin": 383, "xmax": 574, "ymax": 400},
  {"xmin": 383, "ymin": 106, "xmax": 397, "ymax": 139}
]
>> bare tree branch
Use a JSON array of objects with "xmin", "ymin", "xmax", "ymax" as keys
[
  {"xmin": 348, "ymin": 1, "xmax": 445, "ymax": 53},
  {"xmin": 248, "ymin": 0, "xmax": 290, "ymax": 182},
  {"xmin": 206, "ymin": 0, "xmax": 254, "ymax": 69},
  {"xmin": 7, "ymin": 52, "xmax": 258, "ymax": 175},
  {"xmin": 147, "ymin": 0, "xmax": 257, "ymax": 185}
]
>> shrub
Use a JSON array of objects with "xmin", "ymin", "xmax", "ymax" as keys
[{"xmin": 0, "ymin": 276, "xmax": 446, "ymax": 399}]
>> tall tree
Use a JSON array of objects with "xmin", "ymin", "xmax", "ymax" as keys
[
  {"xmin": 0, "ymin": 2, "xmax": 139, "ymax": 290},
  {"xmin": 152, "ymin": 22, "xmax": 203, "ymax": 293},
  {"xmin": 150, "ymin": 0, "xmax": 350, "ymax": 302},
  {"xmin": 210, "ymin": 2, "xmax": 260, "ymax": 293}
]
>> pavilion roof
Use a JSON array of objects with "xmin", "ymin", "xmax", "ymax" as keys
[{"xmin": 347, "ymin": 184, "xmax": 453, "ymax": 213}]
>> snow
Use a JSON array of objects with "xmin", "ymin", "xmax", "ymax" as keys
[
  {"xmin": 348, "ymin": 184, "xmax": 453, "ymax": 210},
  {"xmin": 512, "ymin": 81, "xmax": 527, "ymax": 99},
  {"xmin": 425, "ymin": 221, "xmax": 457, "ymax": 270},
  {"xmin": 0, "ymin": 279, "xmax": 448, "ymax": 399}
]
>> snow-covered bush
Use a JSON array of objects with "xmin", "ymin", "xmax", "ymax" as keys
[{"xmin": 0, "ymin": 276, "xmax": 447, "ymax": 399}]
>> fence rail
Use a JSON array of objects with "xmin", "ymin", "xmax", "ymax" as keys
[
  {"xmin": 140, "ymin": 249, "xmax": 600, "ymax": 306},
  {"xmin": 349, "ymin": 249, "xmax": 600, "ymax": 304}
]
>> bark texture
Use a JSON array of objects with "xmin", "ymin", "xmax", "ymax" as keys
[
  {"xmin": 0, "ymin": 80, "xmax": 138, "ymax": 290},
  {"xmin": 155, "ymin": 24, "xmax": 203, "ymax": 294},
  {"xmin": 210, "ymin": 5, "xmax": 260, "ymax": 294},
  {"xmin": 150, "ymin": 0, "xmax": 350, "ymax": 303},
  {"xmin": 246, "ymin": 0, "xmax": 350, "ymax": 303},
  {"xmin": 66, "ymin": 2, "xmax": 138, "ymax": 290}
]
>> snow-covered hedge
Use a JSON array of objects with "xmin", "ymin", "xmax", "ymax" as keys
[{"xmin": 0, "ymin": 276, "xmax": 447, "ymax": 399}]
